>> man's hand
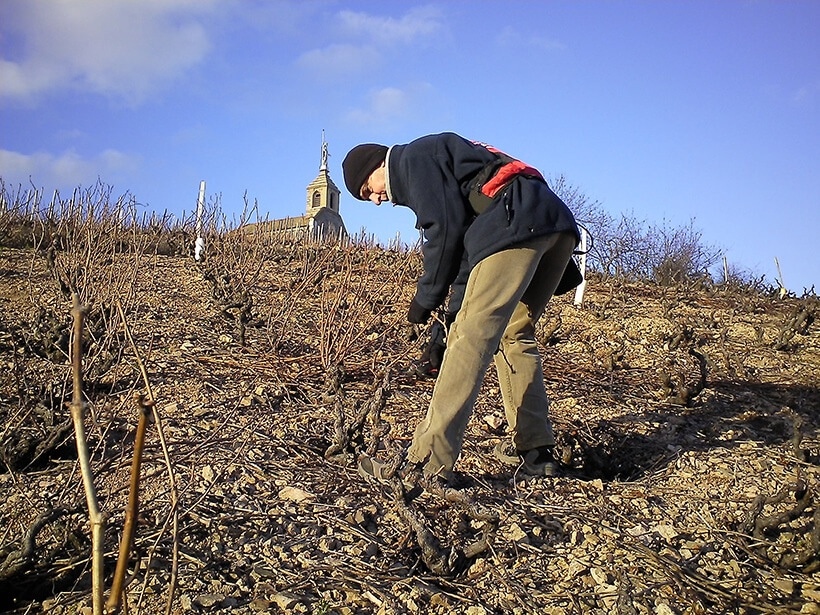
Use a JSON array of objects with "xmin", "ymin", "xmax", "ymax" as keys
[
  {"xmin": 407, "ymin": 297, "xmax": 432, "ymax": 324},
  {"xmin": 414, "ymin": 317, "xmax": 447, "ymax": 379}
]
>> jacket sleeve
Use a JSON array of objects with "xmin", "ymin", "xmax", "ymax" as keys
[
  {"xmin": 446, "ymin": 251, "xmax": 470, "ymax": 314},
  {"xmin": 415, "ymin": 208, "xmax": 466, "ymax": 310},
  {"xmin": 395, "ymin": 136, "xmax": 479, "ymax": 310}
]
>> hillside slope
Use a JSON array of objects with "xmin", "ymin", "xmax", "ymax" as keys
[{"xmin": 0, "ymin": 241, "xmax": 818, "ymax": 615}]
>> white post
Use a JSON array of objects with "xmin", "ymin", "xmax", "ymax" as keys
[
  {"xmin": 723, "ymin": 255, "xmax": 729, "ymax": 285},
  {"xmin": 194, "ymin": 180, "xmax": 206, "ymax": 261},
  {"xmin": 774, "ymin": 257, "xmax": 787, "ymax": 299},
  {"xmin": 573, "ymin": 227, "xmax": 588, "ymax": 307}
]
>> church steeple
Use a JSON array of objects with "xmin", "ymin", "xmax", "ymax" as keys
[
  {"xmin": 306, "ymin": 131, "xmax": 341, "ymax": 215},
  {"xmin": 237, "ymin": 132, "xmax": 346, "ymax": 242}
]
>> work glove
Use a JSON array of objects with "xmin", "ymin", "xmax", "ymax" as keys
[
  {"xmin": 414, "ymin": 312, "xmax": 457, "ymax": 379},
  {"xmin": 415, "ymin": 321, "xmax": 445, "ymax": 378},
  {"xmin": 407, "ymin": 297, "xmax": 432, "ymax": 324}
]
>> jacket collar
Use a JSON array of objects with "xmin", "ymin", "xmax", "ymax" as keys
[{"xmin": 384, "ymin": 145, "xmax": 395, "ymax": 203}]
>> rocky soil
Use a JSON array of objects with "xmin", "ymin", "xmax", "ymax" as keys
[{"xmin": 0, "ymin": 239, "xmax": 819, "ymax": 615}]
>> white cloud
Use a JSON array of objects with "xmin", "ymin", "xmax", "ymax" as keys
[
  {"xmin": 496, "ymin": 26, "xmax": 565, "ymax": 52},
  {"xmin": 338, "ymin": 6, "xmax": 444, "ymax": 45},
  {"xmin": 345, "ymin": 84, "xmax": 433, "ymax": 125},
  {"xmin": 0, "ymin": 148, "xmax": 140, "ymax": 188},
  {"xmin": 296, "ymin": 6, "xmax": 445, "ymax": 82},
  {"xmin": 0, "ymin": 58, "xmax": 60, "ymax": 99},
  {"xmin": 792, "ymin": 80, "xmax": 820, "ymax": 105},
  {"xmin": 296, "ymin": 44, "xmax": 381, "ymax": 80},
  {"xmin": 232, "ymin": 0, "xmax": 319, "ymax": 35},
  {"xmin": 0, "ymin": 0, "xmax": 218, "ymax": 103}
]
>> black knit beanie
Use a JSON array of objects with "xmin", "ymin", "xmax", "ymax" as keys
[{"xmin": 342, "ymin": 143, "xmax": 388, "ymax": 200}]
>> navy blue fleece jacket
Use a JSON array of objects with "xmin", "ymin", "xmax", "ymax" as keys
[{"xmin": 385, "ymin": 132, "xmax": 580, "ymax": 313}]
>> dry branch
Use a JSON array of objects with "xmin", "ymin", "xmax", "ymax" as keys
[
  {"xmin": 116, "ymin": 300, "xmax": 180, "ymax": 615},
  {"xmin": 69, "ymin": 292, "xmax": 105, "ymax": 615},
  {"xmin": 2, "ymin": 203, "xmax": 819, "ymax": 614},
  {"xmin": 0, "ymin": 507, "xmax": 70, "ymax": 582},
  {"xmin": 105, "ymin": 393, "xmax": 153, "ymax": 614}
]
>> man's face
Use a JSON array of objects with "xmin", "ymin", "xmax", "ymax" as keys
[{"xmin": 360, "ymin": 163, "xmax": 388, "ymax": 205}]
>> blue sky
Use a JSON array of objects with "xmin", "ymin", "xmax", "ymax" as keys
[{"xmin": 1, "ymin": 0, "xmax": 817, "ymax": 291}]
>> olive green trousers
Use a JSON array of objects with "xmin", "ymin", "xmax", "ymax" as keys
[{"xmin": 407, "ymin": 232, "xmax": 577, "ymax": 478}]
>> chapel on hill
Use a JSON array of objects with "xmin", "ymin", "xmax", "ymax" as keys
[{"xmin": 241, "ymin": 137, "xmax": 348, "ymax": 241}]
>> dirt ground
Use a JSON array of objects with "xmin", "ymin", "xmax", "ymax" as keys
[{"xmin": 0, "ymin": 241, "xmax": 819, "ymax": 615}]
